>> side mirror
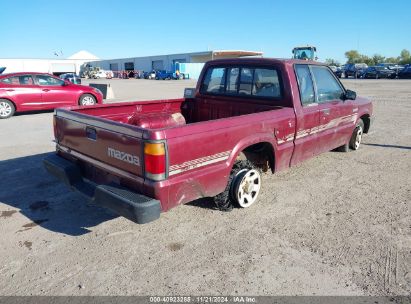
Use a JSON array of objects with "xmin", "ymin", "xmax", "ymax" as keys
[
  {"xmin": 344, "ymin": 89, "xmax": 356, "ymax": 100},
  {"xmin": 63, "ymin": 79, "xmax": 70, "ymax": 86}
]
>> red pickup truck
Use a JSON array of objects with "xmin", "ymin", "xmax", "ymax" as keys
[{"xmin": 44, "ymin": 58, "xmax": 373, "ymax": 224}]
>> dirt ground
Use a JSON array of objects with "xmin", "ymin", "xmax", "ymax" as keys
[{"xmin": 0, "ymin": 79, "xmax": 409, "ymax": 296}]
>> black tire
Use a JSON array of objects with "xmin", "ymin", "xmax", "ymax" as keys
[
  {"xmin": 0, "ymin": 99, "xmax": 15, "ymax": 119},
  {"xmin": 349, "ymin": 119, "xmax": 365, "ymax": 151},
  {"xmin": 79, "ymin": 94, "xmax": 96, "ymax": 106},
  {"xmin": 214, "ymin": 160, "xmax": 262, "ymax": 211},
  {"xmin": 345, "ymin": 73, "xmax": 349, "ymax": 79}
]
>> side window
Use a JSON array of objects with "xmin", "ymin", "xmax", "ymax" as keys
[
  {"xmin": 239, "ymin": 68, "xmax": 253, "ymax": 95},
  {"xmin": 226, "ymin": 68, "xmax": 239, "ymax": 94},
  {"xmin": 19, "ymin": 75, "xmax": 34, "ymax": 85},
  {"xmin": 295, "ymin": 65, "xmax": 315, "ymax": 106},
  {"xmin": 310, "ymin": 66, "xmax": 344, "ymax": 102},
  {"xmin": 253, "ymin": 68, "xmax": 281, "ymax": 98},
  {"xmin": 36, "ymin": 75, "xmax": 64, "ymax": 86},
  {"xmin": 201, "ymin": 67, "xmax": 226, "ymax": 93},
  {"xmin": 1, "ymin": 76, "xmax": 20, "ymax": 85}
]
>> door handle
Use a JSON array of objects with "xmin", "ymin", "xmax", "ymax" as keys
[
  {"xmin": 321, "ymin": 108, "xmax": 330, "ymax": 115},
  {"xmin": 42, "ymin": 89, "xmax": 50, "ymax": 92},
  {"xmin": 6, "ymin": 89, "xmax": 14, "ymax": 92}
]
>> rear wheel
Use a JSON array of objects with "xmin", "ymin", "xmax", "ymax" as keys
[
  {"xmin": 214, "ymin": 160, "xmax": 262, "ymax": 211},
  {"xmin": 0, "ymin": 99, "xmax": 15, "ymax": 119},
  {"xmin": 79, "ymin": 94, "xmax": 96, "ymax": 106},
  {"xmin": 233, "ymin": 168, "xmax": 262, "ymax": 208},
  {"xmin": 349, "ymin": 119, "xmax": 364, "ymax": 150}
]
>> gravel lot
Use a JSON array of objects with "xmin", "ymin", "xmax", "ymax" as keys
[{"xmin": 0, "ymin": 78, "xmax": 410, "ymax": 296}]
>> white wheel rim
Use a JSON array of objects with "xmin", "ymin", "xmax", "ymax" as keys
[
  {"xmin": 81, "ymin": 96, "xmax": 95, "ymax": 105},
  {"xmin": 0, "ymin": 102, "xmax": 12, "ymax": 117},
  {"xmin": 236, "ymin": 169, "xmax": 261, "ymax": 208},
  {"xmin": 355, "ymin": 126, "xmax": 363, "ymax": 149}
]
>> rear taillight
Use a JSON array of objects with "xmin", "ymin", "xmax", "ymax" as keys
[{"xmin": 144, "ymin": 142, "xmax": 166, "ymax": 181}]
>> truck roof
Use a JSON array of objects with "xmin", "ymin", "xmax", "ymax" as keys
[{"xmin": 207, "ymin": 57, "xmax": 325, "ymax": 66}]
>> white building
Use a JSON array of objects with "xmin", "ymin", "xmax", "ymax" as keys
[
  {"xmin": 0, "ymin": 50, "xmax": 264, "ymax": 79},
  {"xmin": 0, "ymin": 51, "xmax": 100, "ymax": 75},
  {"xmin": 86, "ymin": 50, "xmax": 263, "ymax": 79}
]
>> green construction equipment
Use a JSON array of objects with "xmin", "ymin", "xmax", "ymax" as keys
[{"xmin": 292, "ymin": 46, "xmax": 317, "ymax": 61}]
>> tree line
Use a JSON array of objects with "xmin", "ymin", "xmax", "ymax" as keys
[{"xmin": 325, "ymin": 49, "xmax": 411, "ymax": 66}]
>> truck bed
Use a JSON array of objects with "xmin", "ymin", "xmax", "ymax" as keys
[
  {"xmin": 54, "ymin": 97, "xmax": 295, "ymax": 208},
  {"xmin": 64, "ymin": 97, "xmax": 286, "ymax": 129}
]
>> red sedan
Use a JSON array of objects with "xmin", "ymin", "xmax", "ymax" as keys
[{"xmin": 0, "ymin": 72, "xmax": 103, "ymax": 119}]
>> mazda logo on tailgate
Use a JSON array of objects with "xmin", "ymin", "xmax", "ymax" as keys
[{"xmin": 107, "ymin": 147, "xmax": 140, "ymax": 166}]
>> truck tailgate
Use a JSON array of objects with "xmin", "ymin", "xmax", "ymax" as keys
[{"xmin": 55, "ymin": 109, "xmax": 145, "ymax": 177}]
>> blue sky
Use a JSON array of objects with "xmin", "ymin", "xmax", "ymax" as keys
[{"xmin": 2, "ymin": 0, "xmax": 410, "ymax": 63}]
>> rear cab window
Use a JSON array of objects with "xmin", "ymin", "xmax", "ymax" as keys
[
  {"xmin": 202, "ymin": 68, "xmax": 226, "ymax": 94},
  {"xmin": 201, "ymin": 65, "xmax": 282, "ymax": 100},
  {"xmin": 226, "ymin": 68, "xmax": 239, "ymax": 94}
]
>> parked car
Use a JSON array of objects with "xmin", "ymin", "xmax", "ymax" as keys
[
  {"xmin": 59, "ymin": 73, "xmax": 81, "ymax": 84},
  {"xmin": 339, "ymin": 65, "xmax": 346, "ymax": 77},
  {"xmin": 94, "ymin": 70, "xmax": 113, "ymax": 79},
  {"xmin": 398, "ymin": 65, "xmax": 411, "ymax": 79},
  {"xmin": 329, "ymin": 65, "xmax": 342, "ymax": 78},
  {"xmin": 155, "ymin": 70, "xmax": 174, "ymax": 80},
  {"xmin": 141, "ymin": 71, "xmax": 150, "ymax": 79},
  {"xmin": 44, "ymin": 58, "xmax": 373, "ymax": 224},
  {"xmin": 363, "ymin": 66, "xmax": 396, "ymax": 79},
  {"xmin": 345, "ymin": 63, "xmax": 368, "ymax": 78},
  {"xmin": 148, "ymin": 70, "xmax": 157, "ymax": 79},
  {"xmin": 133, "ymin": 70, "xmax": 143, "ymax": 79},
  {"xmin": 0, "ymin": 72, "xmax": 103, "ymax": 119},
  {"xmin": 389, "ymin": 65, "xmax": 405, "ymax": 78},
  {"xmin": 377, "ymin": 63, "xmax": 400, "ymax": 70}
]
